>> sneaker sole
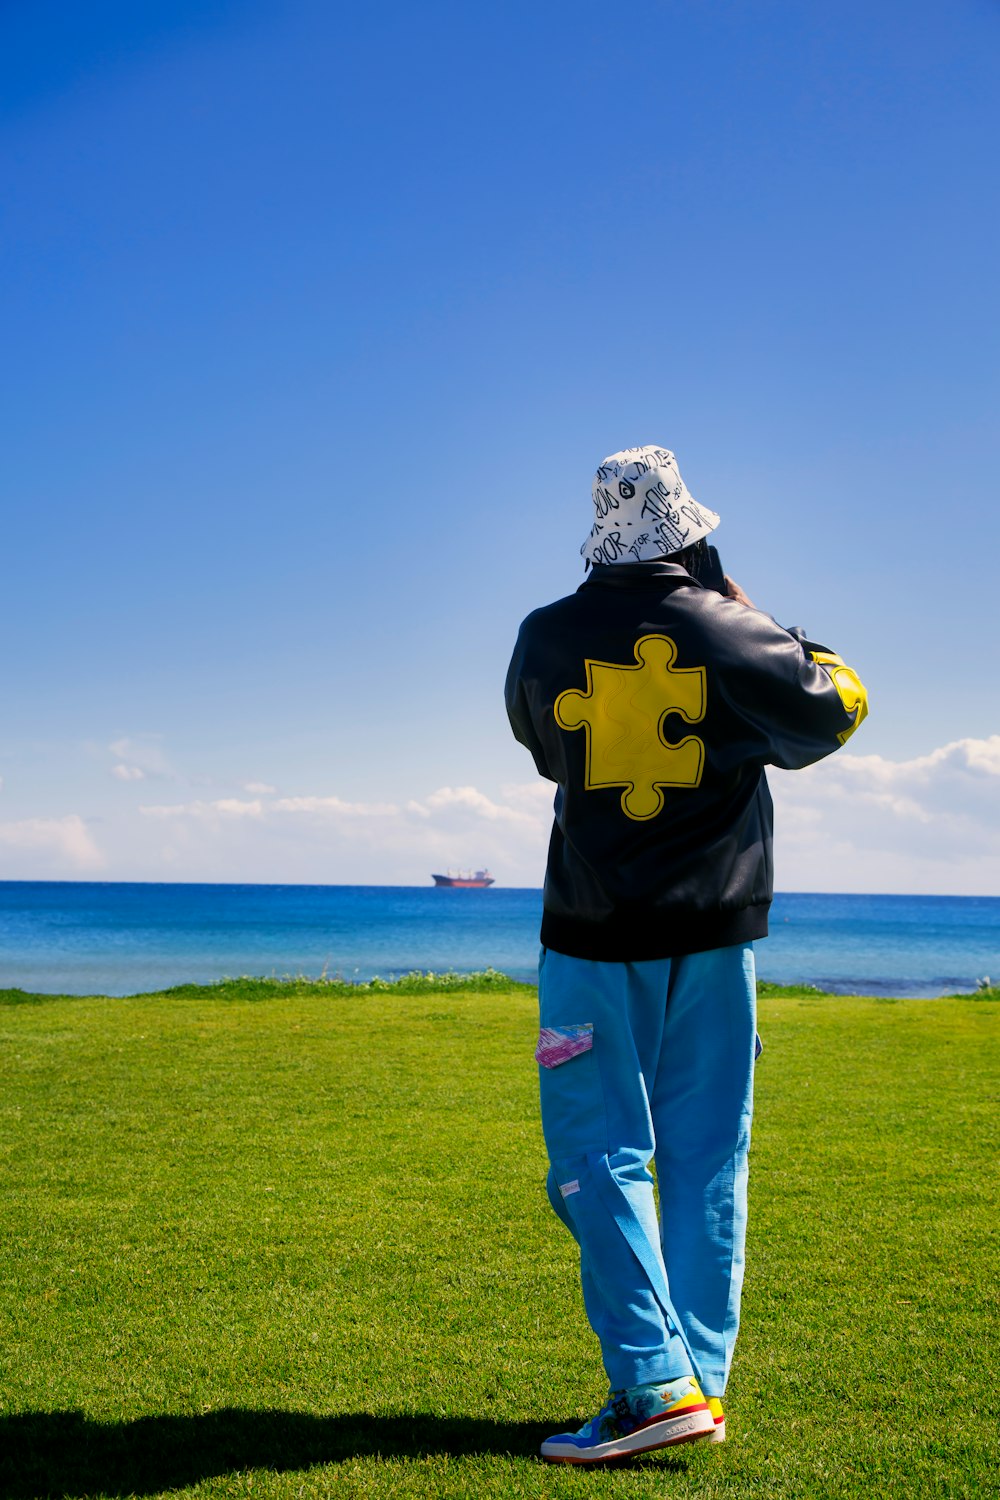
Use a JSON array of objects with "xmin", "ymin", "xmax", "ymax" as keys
[{"xmin": 541, "ymin": 1407, "xmax": 715, "ymax": 1464}]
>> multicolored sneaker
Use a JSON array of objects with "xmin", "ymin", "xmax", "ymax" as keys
[
  {"xmin": 706, "ymin": 1396, "xmax": 726, "ymax": 1443},
  {"xmin": 540, "ymin": 1374, "xmax": 714, "ymax": 1464}
]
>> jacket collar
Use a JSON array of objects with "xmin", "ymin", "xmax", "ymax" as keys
[{"xmin": 579, "ymin": 561, "xmax": 702, "ymax": 592}]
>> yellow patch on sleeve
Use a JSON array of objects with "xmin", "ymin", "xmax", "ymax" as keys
[{"xmin": 810, "ymin": 652, "xmax": 869, "ymax": 743}]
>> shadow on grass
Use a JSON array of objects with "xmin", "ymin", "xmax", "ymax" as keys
[{"xmin": 0, "ymin": 1408, "xmax": 696, "ymax": 1496}]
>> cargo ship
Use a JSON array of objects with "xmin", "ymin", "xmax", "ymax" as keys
[{"xmin": 431, "ymin": 869, "xmax": 495, "ymax": 888}]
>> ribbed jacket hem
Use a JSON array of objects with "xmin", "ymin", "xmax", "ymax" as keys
[{"xmin": 539, "ymin": 903, "xmax": 769, "ymax": 962}]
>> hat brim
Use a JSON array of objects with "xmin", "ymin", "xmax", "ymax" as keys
[{"xmin": 581, "ymin": 499, "xmax": 720, "ymax": 565}]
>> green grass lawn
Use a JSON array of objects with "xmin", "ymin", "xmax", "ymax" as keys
[{"xmin": 1, "ymin": 975, "xmax": 997, "ymax": 1498}]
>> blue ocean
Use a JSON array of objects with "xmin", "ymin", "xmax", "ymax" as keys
[{"xmin": 0, "ymin": 882, "xmax": 997, "ymax": 999}]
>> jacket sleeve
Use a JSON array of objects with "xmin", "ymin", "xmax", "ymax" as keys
[
  {"xmin": 714, "ymin": 609, "xmax": 868, "ymax": 770},
  {"xmin": 504, "ymin": 618, "xmax": 557, "ymax": 781}
]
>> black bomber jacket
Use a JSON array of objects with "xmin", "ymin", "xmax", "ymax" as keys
[{"xmin": 505, "ymin": 561, "xmax": 868, "ymax": 962}]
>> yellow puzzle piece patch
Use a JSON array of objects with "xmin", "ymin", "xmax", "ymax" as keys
[
  {"xmin": 554, "ymin": 634, "xmax": 706, "ymax": 820},
  {"xmin": 810, "ymin": 652, "xmax": 869, "ymax": 744}
]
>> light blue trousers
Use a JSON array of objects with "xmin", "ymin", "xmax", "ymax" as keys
[{"xmin": 537, "ymin": 943, "xmax": 757, "ymax": 1396}]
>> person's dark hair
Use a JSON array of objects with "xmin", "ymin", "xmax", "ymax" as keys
[
  {"xmin": 667, "ymin": 537, "xmax": 709, "ymax": 578},
  {"xmin": 585, "ymin": 537, "xmax": 713, "ymax": 576}
]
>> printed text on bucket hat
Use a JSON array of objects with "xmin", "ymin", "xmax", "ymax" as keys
[{"xmin": 582, "ymin": 445, "xmax": 720, "ymax": 567}]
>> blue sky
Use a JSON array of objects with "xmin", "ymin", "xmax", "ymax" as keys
[{"xmin": 2, "ymin": 0, "xmax": 999, "ymax": 891}]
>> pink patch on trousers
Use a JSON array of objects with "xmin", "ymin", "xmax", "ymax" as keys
[{"xmin": 535, "ymin": 1024, "xmax": 594, "ymax": 1068}]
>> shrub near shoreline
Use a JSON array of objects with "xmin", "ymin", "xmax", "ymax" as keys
[
  {"xmin": 1, "ymin": 978, "xmax": 996, "ymax": 1498},
  {"xmin": 3, "ymin": 968, "xmax": 997, "ymax": 1005}
]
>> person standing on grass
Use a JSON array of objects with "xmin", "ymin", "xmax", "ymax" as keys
[{"xmin": 505, "ymin": 445, "xmax": 867, "ymax": 1465}]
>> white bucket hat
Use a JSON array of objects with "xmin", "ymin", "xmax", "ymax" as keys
[{"xmin": 581, "ymin": 445, "xmax": 720, "ymax": 566}]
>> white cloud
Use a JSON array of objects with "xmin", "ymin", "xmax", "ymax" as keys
[
  {"xmin": 140, "ymin": 798, "xmax": 264, "ymax": 819},
  {"xmin": 501, "ymin": 780, "xmax": 557, "ymax": 814},
  {"xmin": 122, "ymin": 740, "xmax": 1000, "ymax": 890},
  {"xmin": 411, "ymin": 785, "xmax": 542, "ymax": 824},
  {"xmin": 215, "ymin": 798, "xmax": 264, "ymax": 817},
  {"xmin": 244, "ymin": 781, "xmax": 277, "ymax": 794},
  {"xmin": 111, "ymin": 763, "xmax": 145, "ymax": 781},
  {"xmin": 108, "ymin": 736, "xmax": 174, "ymax": 779},
  {"xmin": 271, "ymin": 795, "xmax": 399, "ymax": 816},
  {"xmin": 15, "ymin": 736, "xmax": 998, "ymax": 890},
  {"xmin": 129, "ymin": 780, "xmax": 552, "ymax": 884},
  {"xmin": 967, "ymin": 742, "xmax": 1000, "ymax": 775},
  {"xmin": 0, "ymin": 814, "xmax": 105, "ymax": 872},
  {"xmin": 770, "ymin": 734, "xmax": 1000, "ymax": 893}
]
